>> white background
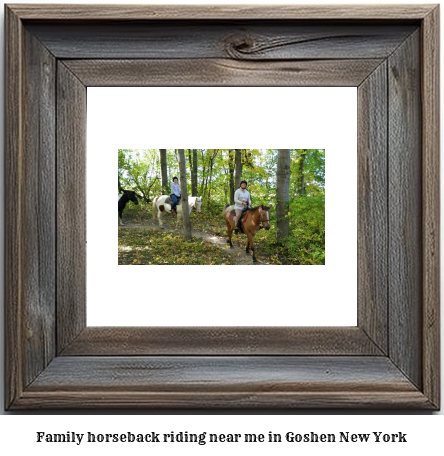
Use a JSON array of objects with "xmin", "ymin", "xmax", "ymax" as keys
[
  {"xmin": 0, "ymin": 0, "xmax": 442, "ymax": 447},
  {"xmin": 1, "ymin": 415, "xmax": 443, "ymax": 454},
  {"xmin": 88, "ymin": 87, "xmax": 357, "ymax": 326}
]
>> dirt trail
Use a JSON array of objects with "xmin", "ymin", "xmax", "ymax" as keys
[{"xmin": 118, "ymin": 220, "xmax": 269, "ymax": 265}]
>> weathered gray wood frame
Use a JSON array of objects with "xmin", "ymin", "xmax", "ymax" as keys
[{"xmin": 5, "ymin": 5, "xmax": 440, "ymax": 409}]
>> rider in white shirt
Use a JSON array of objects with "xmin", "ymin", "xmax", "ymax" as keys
[{"xmin": 234, "ymin": 180, "xmax": 251, "ymax": 233}]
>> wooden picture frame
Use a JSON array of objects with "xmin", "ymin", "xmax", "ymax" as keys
[{"xmin": 5, "ymin": 4, "xmax": 440, "ymax": 409}]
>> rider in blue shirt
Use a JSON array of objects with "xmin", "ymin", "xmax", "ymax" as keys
[{"xmin": 170, "ymin": 176, "xmax": 181, "ymax": 213}]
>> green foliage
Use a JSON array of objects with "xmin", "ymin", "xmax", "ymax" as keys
[
  {"xmin": 118, "ymin": 149, "xmax": 161, "ymax": 201},
  {"xmin": 118, "ymin": 228, "xmax": 237, "ymax": 265},
  {"xmin": 287, "ymin": 194, "xmax": 325, "ymax": 264},
  {"xmin": 118, "ymin": 149, "xmax": 325, "ymax": 265}
]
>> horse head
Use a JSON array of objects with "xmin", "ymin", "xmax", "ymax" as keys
[
  {"xmin": 127, "ymin": 191, "xmax": 139, "ymax": 205},
  {"xmin": 194, "ymin": 196, "xmax": 202, "ymax": 213},
  {"xmin": 260, "ymin": 205, "xmax": 271, "ymax": 230}
]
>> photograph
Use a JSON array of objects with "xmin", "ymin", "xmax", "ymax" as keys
[{"xmin": 118, "ymin": 149, "xmax": 325, "ymax": 265}]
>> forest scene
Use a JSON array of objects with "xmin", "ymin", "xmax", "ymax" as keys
[{"xmin": 118, "ymin": 149, "xmax": 325, "ymax": 265}]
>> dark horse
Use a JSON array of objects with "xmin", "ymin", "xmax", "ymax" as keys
[
  {"xmin": 223, "ymin": 204, "xmax": 271, "ymax": 263},
  {"xmin": 118, "ymin": 191, "xmax": 138, "ymax": 226}
]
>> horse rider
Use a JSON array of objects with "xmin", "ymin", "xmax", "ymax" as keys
[
  {"xmin": 170, "ymin": 176, "xmax": 181, "ymax": 213},
  {"xmin": 234, "ymin": 180, "xmax": 251, "ymax": 233}
]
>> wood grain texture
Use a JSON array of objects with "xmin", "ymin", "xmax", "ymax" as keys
[
  {"xmin": 357, "ymin": 62, "xmax": 388, "ymax": 354},
  {"xmin": 22, "ymin": 28, "xmax": 57, "ymax": 387},
  {"xmin": 4, "ymin": 5, "xmax": 440, "ymax": 410},
  {"xmin": 4, "ymin": 4, "xmax": 24, "ymax": 410},
  {"xmin": 7, "ymin": 4, "xmax": 435, "ymax": 20},
  {"xmin": 63, "ymin": 59, "xmax": 384, "ymax": 87},
  {"xmin": 13, "ymin": 356, "xmax": 433, "ymax": 409},
  {"xmin": 26, "ymin": 22, "xmax": 416, "ymax": 60},
  {"xmin": 56, "ymin": 62, "xmax": 87, "ymax": 353},
  {"xmin": 28, "ymin": 357, "xmax": 419, "ymax": 390},
  {"xmin": 421, "ymin": 6, "xmax": 440, "ymax": 409},
  {"xmin": 61, "ymin": 327, "xmax": 383, "ymax": 356},
  {"xmin": 16, "ymin": 390, "xmax": 433, "ymax": 410},
  {"xmin": 388, "ymin": 30, "xmax": 422, "ymax": 389}
]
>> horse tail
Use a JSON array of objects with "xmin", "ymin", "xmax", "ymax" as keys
[{"xmin": 222, "ymin": 204, "xmax": 230, "ymax": 218}]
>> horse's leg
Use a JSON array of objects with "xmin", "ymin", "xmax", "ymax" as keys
[
  {"xmin": 245, "ymin": 240, "xmax": 250, "ymax": 254},
  {"xmin": 247, "ymin": 232, "xmax": 258, "ymax": 263},
  {"xmin": 119, "ymin": 209, "xmax": 124, "ymax": 226},
  {"xmin": 225, "ymin": 219, "xmax": 233, "ymax": 248},
  {"xmin": 158, "ymin": 210, "xmax": 163, "ymax": 228},
  {"xmin": 228, "ymin": 228, "xmax": 233, "ymax": 248}
]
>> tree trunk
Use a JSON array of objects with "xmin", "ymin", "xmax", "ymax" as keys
[
  {"xmin": 276, "ymin": 149, "xmax": 291, "ymax": 240},
  {"xmin": 206, "ymin": 150, "xmax": 219, "ymax": 208},
  {"xmin": 178, "ymin": 149, "xmax": 192, "ymax": 239},
  {"xmin": 234, "ymin": 149, "xmax": 242, "ymax": 189},
  {"xmin": 228, "ymin": 150, "xmax": 235, "ymax": 204},
  {"xmin": 188, "ymin": 149, "xmax": 192, "ymax": 170},
  {"xmin": 203, "ymin": 176, "xmax": 209, "ymax": 201},
  {"xmin": 187, "ymin": 149, "xmax": 193, "ymax": 196},
  {"xmin": 207, "ymin": 158, "xmax": 214, "ymax": 208},
  {"xmin": 187, "ymin": 149, "xmax": 194, "ymax": 194},
  {"xmin": 159, "ymin": 149, "xmax": 168, "ymax": 195},
  {"xmin": 199, "ymin": 150, "xmax": 207, "ymax": 196},
  {"xmin": 297, "ymin": 150, "xmax": 307, "ymax": 195},
  {"xmin": 188, "ymin": 149, "xmax": 198, "ymax": 196},
  {"xmin": 192, "ymin": 150, "xmax": 198, "ymax": 196}
]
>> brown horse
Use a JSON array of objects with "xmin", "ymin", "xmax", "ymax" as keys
[{"xmin": 223, "ymin": 204, "xmax": 271, "ymax": 263}]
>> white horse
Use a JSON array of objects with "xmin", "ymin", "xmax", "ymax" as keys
[{"xmin": 152, "ymin": 195, "xmax": 202, "ymax": 228}]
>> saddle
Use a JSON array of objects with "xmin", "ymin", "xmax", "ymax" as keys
[
  {"xmin": 228, "ymin": 208, "xmax": 249, "ymax": 223},
  {"xmin": 166, "ymin": 195, "xmax": 181, "ymax": 205}
]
